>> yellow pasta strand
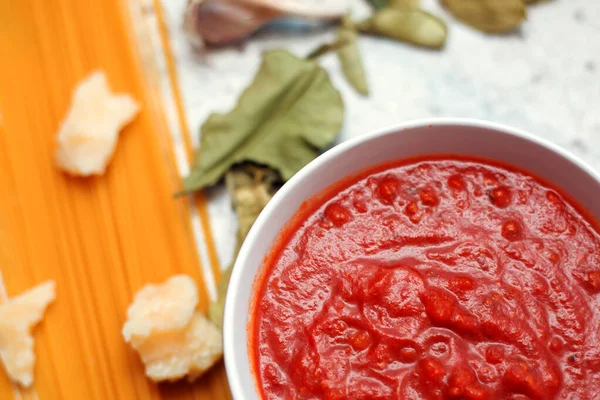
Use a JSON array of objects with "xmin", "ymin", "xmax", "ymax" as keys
[{"xmin": 0, "ymin": 0, "xmax": 231, "ymax": 398}]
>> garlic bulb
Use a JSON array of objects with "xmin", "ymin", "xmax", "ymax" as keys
[{"xmin": 184, "ymin": 0, "xmax": 349, "ymax": 49}]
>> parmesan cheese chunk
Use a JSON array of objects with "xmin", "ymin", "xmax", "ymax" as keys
[
  {"xmin": 55, "ymin": 71, "xmax": 140, "ymax": 176},
  {"xmin": 122, "ymin": 275, "xmax": 223, "ymax": 382},
  {"xmin": 0, "ymin": 281, "xmax": 56, "ymax": 388},
  {"xmin": 135, "ymin": 312, "xmax": 223, "ymax": 382},
  {"xmin": 123, "ymin": 275, "xmax": 199, "ymax": 344}
]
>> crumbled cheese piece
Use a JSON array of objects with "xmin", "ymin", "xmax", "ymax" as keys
[
  {"xmin": 134, "ymin": 312, "xmax": 223, "ymax": 382},
  {"xmin": 55, "ymin": 71, "xmax": 140, "ymax": 176},
  {"xmin": 122, "ymin": 275, "xmax": 223, "ymax": 382},
  {"xmin": 0, "ymin": 281, "xmax": 56, "ymax": 387},
  {"xmin": 123, "ymin": 275, "xmax": 199, "ymax": 344}
]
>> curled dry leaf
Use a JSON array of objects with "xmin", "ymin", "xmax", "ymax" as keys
[
  {"xmin": 366, "ymin": 0, "xmax": 387, "ymax": 9},
  {"xmin": 306, "ymin": 38, "xmax": 351, "ymax": 60},
  {"xmin": 207, "ymin": 164, "xmax": 280, "ymax": 329},
  {"xmin": 389, "ymin": 0, "xmax": 420, "ymax": 8},
  {"xmin": 367, "ymin": 0, "xmax": 419, "ymax": 10},
  {"xmin": 184, "ymin": 0, "xmax": 348, "ymax": 48},
  {"xmin": 337, "ymin": 17, "xmax": 369, "ymax": 96},
  {"xmin": 206, "ymin": 263, "xmax": 234, "ymax": 331},
  {"xmin": 441, "ymin": 0, "xmax": 526, "ymax": 34},
  {"xmin": 359, "ymin": 8, "xmax": 447, "ymax": 49},
  {"xmin": 181, "ymin": 49, "xmax": 343, "ymax": 193}
]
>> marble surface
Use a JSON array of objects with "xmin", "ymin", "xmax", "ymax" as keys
[{"xmin": 161, "ymin": 0, "xmax": 600, "ymax": 268}]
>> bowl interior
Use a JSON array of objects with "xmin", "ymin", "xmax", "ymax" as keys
[{"xmin": 223, "ymin": 119, "xmax": 600, "ymax": 400}]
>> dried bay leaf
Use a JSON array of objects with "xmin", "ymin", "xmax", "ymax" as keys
[
  {"xmin": 337, "ymin": 18, "xmax": 369, "ymax": 96},
  {"xmin": 441, "ymin": 0, "xmax": 526, "ymax": 33},
  {"xmin": 367, "ymin": 0, "xmax": 420, "ymax": 10},
  {"xmin": 359, "ymin": 8, "xmax": 447, "ymax": 49},
  {"xmin": 389, "ymin": 0, "xmax": 420, "ymax": 8},
  {"xmin": 182, "ymin": 50, "xmax": 343, "ymax": 193},
  {"xmin": 206, "ymin": 260, "xmax": 234, "ymax": 330},
  {"xmin": 187, "ymin": 50, "xmax": 343, "ymax": 329},
  {"xmin": 207, "ymin": 164, "xmax": 280, "ymax": 329},
  {"xmin": 366, "ymin": 0, "xmax": 388, "ymax": 10},
  {"xmin": 306, "ymin": 39, "xmax": 350, "ymax": 60}
]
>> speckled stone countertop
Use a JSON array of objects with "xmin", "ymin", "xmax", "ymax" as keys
[{"xmin": 161, "ymin": 0, "xmax": 600, "ymax": 267}]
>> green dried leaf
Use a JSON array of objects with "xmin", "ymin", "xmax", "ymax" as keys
[
  {"xmin": 359, "ymin": 8, "xmax": 447, "ymax": 49},
  {"xmin": 367, "ymin": 0, "xmax": 388, "ymax": 10},
  {"xmin": 441, "ymin": 0, "xmax": 526, "ymax": 33},
  {"xmin": 337, "ymin": 20, "xmax": 369, "ymax": 96},
  {"xmin": 389, "ymin": 0, "xmax": 420, "ymax": 8},
  {"xmin": 367, "ymin": 0, "xmax": 420, "ymax": 8},
  {"xmin": 182, "ymin": 50, "xmax": 344, "ymax": 193},
  {"xmin": 206, "ymin": 257, "xmax": 235, "ymax": 330},
  {"xmin": 207, "ymin": 164, "xmax": 280, "ymax": 329},
  {"xmin": 306, "ymin": 39, "xmax": 350, "ymax": 60}
]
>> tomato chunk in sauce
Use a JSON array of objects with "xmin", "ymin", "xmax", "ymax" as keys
[{"xmin": 251, "ymin": 159, "xmax": 600, "ymax": 400}]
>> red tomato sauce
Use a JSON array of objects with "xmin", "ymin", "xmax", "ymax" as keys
[{"xmin": 250, "ymin": 158, "xmax": 600, "ymax": 399}]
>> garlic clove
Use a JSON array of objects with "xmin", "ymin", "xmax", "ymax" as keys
[{"xmin": 184, "ymin": 0, "xmax": 349, "ymax": 48}]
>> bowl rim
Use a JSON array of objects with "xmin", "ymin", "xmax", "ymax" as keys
[{"xmin": 222, "ymin": 117, "xmax": 600, "ymax": 399}]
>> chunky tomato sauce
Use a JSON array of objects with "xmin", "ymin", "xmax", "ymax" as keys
[{"xmin": 251, "ymin": 158, "xmax": 600, "ymax": 399}]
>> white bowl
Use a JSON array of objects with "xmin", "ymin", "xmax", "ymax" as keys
[{"xmin": 223, "ymin": 118, "xmax": 600, "ymax": 399}]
